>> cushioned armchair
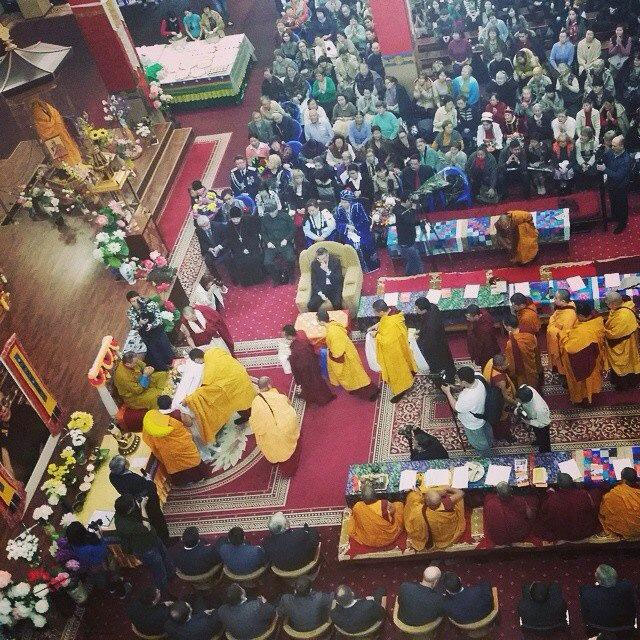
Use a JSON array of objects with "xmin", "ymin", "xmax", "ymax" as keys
[{"xmin": 295, "ymin": 241, "xmax": 363, "ymax": 316}]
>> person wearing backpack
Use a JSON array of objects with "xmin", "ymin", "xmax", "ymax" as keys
[
  {"xmin": 441, "ymin": 366, "xmax": 495, "ymax": 453},
  {"xmin": 515, "ymin": 385, "xmax": 551, "ymax": 452}
]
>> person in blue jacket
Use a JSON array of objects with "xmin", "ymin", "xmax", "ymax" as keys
[{"xmin": 333, "ymin": 190, "xmax": 379, "ymax": 272}]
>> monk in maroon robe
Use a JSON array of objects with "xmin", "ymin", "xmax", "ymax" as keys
[
  {"xmin": 282, "ymin": 325, "xmax": 335, "ymax": 405},
  {"xmin": 180, "ymin": 305, "xmax": 235, "ymax": 354},
  {"xmin": 536, "ymin": 472, "xmax": 600, "ymax": 541},
  {"xmin": 465, "ymin": 305, "xmax": 501, "ymax": 368},
  {"xmin": 483, "ymin": 482, "xmax": 535, "ymax": 545}
]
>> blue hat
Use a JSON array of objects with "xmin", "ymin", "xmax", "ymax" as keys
[{"xmin": 339, "ymin": 189, "xmax": 355, "ymax": 201}]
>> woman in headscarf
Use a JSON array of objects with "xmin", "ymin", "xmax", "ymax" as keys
[{"xmin": 333, "ymin": 190, "xmax": 379, "ymax": 272}]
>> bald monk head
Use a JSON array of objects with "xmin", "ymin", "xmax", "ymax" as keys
[
  {"xmin": 360, "ymin": 479, "xmax": 377, "ymax": 504},
  {"xmin": 556, "ymin": 472, "xmax": 574, "ymax": 490},
  {"xmin": 496, "ymin": 481, "xmax": 512, "ymax": 499},
  {"xmin": 257, "ymin": 376, "xmax": 272, "ymax": 392},
  {"xmin": 493, "ymin": 353, "xmax": 509, "ymax": 372},
  {"xmin": 553, "ymin": 288, "xmax": 571, "ymax": 307},
  {"xmin": 604, "ymin": 291, "xmax": 623, "ymax": 310},
  {"xmin": 621, "ymin": 467, "xmax": 639, "ymax": 487},
  {"xmin": 575, "ymin": 300, "xmax": 594, "ymax": 321},
  {"xmin": 425, "ymin": 490, "xmax": 443, "ymax": 510},
  {"xmin": 421, "ymin": 566, "xmax": 442, "ymax": 588}
]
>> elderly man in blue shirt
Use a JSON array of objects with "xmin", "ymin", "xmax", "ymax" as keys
[
  {"xmin": 305, "ymin": 109, "xmax": 335, "ymax": 147},
  {"xmin": 348, "ymin": 112, "xmax": 372, "ymax": 155},
  {"xmin": 597, "ymin": 135, "xmax": 633, "ymax": 233},
  {"xmin": 549, "ymin": 30, "xmax": 575, "ymax": 72}
]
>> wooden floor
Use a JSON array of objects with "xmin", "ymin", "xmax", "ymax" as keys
[{"xmin": 0, "ymin": 214, "xmax": 139, "ymax": 423}]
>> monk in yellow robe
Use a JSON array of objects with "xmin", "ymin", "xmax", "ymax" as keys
[
  {"xmin": 560, "ymin": 300, "xmax": 606, "ymax": 404},
  {"xmin": 142, "ymin": 404, "xmax": 209, "ymax": 485},
  {"xmin": 113, "ymin": 353, "xmax": 169, "ymax": 410},
  {"xmin": 33, "ymin": 100, "xmax": 82, "ymax": 166},
  {"xmin": 503, "ymin": 315, "xmax": 542, "ymax": 389},
  {"xmin": 184, "ymin": 347, "xmax": 256, "ymax": 443},
  {"xmin": 546, "ymin": 289, "xmax": 577, "ymax": 375},
  {"xmin": 494, "ymin": 211, "xmax": 539, "ymax": 265},
  {"xmin": 370, "ymin": 300, "xmax": 417, "ymax": 402},
  {"xmin": 603, "ymin": 291, "xmax": 640, "ymax": 390},
  {"xmin": 599, "ymin": 467, "xmax": 640, "ymax": 539},
  {"xmin": 348, "ymin": 480, "xmax": 404, "ymax": 547},
  {"xmin": 510, "ymin": 293, "xmax": 541, "ymax": 335},
  {"xmin": 317, "ymin": 310, "xmax": 379, "ymax": 400},
  {"xmin": 249, "ymin": 377, "xmax": 300, "ymax": 475}
]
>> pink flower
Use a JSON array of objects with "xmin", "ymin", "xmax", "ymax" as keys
[
  {"xmin": 95, "ymin": 215, "xmax": 108, "ymax": 227},
  {"xmin": 156, "ymin": 282, "xmax": 170, "ymax": 293},
  {"xmin": 149, "ymin": 251, "xmax": 161, "ymax": 260},
  {"xmin": 0, "ymin": 570, "xmax": 12, "ymax": 588},
  {"xmin": 153, "ymin": 100, "xmax": 162, "ymax": 109},
  {"xmin": 141, "ymin": 259, "xmax": 154, "ymax": 270},
  {"xmin": 149, "ymin": 87, "xmax": 159, "ymax": 98},
  {"xmin": 155, "ymin": 256, "xmax": 168, "ymax": 267},
  {"xmin": 116, "ymin": 220, "xmax": 126, "ymax": 228},
  {"xmin": 65, "ymin": 559, "xmax": 80, "ymax": 571},
  {"xmin": 164, "ymin": 300, "xmax": 175, "ymax": 312}
]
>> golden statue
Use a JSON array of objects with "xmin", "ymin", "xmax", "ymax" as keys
[{"xmin": 32, "ymin": 100, "xmax": 82, "ymax": 167}]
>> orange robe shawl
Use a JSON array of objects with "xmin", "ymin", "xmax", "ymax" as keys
[
  {"xmin": 496, "ymin": 211, "xmax": 539, "ymax": 264},
  {"xmin": 348, "ymin": 499, "xmax": 404, "ymax": 547},
  {"xmin": 404, "ymin": 490, "xmax": 428, "ymax": 551},
  {"xmin": 505, "ymin": 330, "xmax": 541, "ymax": 388},
  {"xmin": 604, "ymin": 303, "xmax": 640, "ymax": 377},
  {"xmin": 374, "ymin": 311, "xmax": 417, "ymax": 396},
  {"xmin": 546, "ymin": 304, "xmax": 577, "ymax": 374},
  {"xmin": 517, "ymin": 302, "xmax": 541, "ymax": 335},
  {"xmin": 599, "ymin": 483, "xmax": 640, "ymax": 539},
  {"xmin": 425, "ymin": 496, "xmax": 466, "ymax": 549},
  {"xmin": 560, "ymin": 316, "xmax": 606, "ymax": 403},
  {"xmin": 142, "ymin": 410, "xmax": 201, "ymax": 474},
  {"xmin": 185, "ymin": 348, "xmax": 256, "ymax": 443}
]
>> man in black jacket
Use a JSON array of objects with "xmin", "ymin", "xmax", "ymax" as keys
[
  {"xmin": 263, "ymin": 512, "xmax": 320, "ymax": 572},
  {"xmin": 330, "ymin": 585, "xmax": 386, "ymax": 634},
  {"xmin": 442, "ymin": 572, "xmax": 494, "ymax": 625},
  {"xmin": 401, "ymin": 155, "xmax": 434, "ymax": 195},
  {"xmin": 195, "ymin": 214, "xmax": 228, "ymax": 280},
  {"xmin": 261, "ymin": 69, "xmax": 286, "ymax": 101},
  {"xmin": 218, "ymin": 584, "xmax": 277, "ymax": 639},
  {"xmin": 392, "ymin": 196, "xmax": 423, "ymax": 276},
  {"xmin": 272, "ymin": 111, "xmax": 299, "ymax": 143},
  {"xmin": 127, "ymin": 587, "xmax": 172, "ymax": 637},
  {"xmin": 230, "ymin": 156, "xmax": 260, "ymax": 197},
  {"xmin": 397, "ymin": 566, "xmax": 444, "ymax": 626},
  {"xmin": 518, "ymin": 581, "xmax": 568, "ymax": 630},
  {"xmin": 579, "ymin": 564, "xmax": 637, "ymax": 630},
  {"xmin": 172, "ymin": 526, "xmax": 220, "ymax": 577},
  {"xmin": 165, "ymin": 601, "xmax": 221, "ymax": 640},
  {"xmin": 279, "ymin": 576, "xmax": 333, "ymax": 632},
  {"xmin": 414, "ymin": 297, "xmax": 456, "ymax": 382},
  {"xmin": 308, "ymin": 247, "xmax": 343, "ymax": 311}
]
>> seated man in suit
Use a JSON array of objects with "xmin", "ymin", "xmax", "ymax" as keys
[
  {"xmin": 330, "ymin": 584, "xmax": 386, "ymax": 634},
  {"xmin": 518, "ymin": 581, "xmax": 568, "ymax": 630},
  {"xmin": 307, "ymin": 247, "xmax": 344, "ymax": 312},
  {"xmin": 172, "ymin": 526, "xmax": 220, "ymax": 577},
  {"xmin": 218, "ymin": 584, "xmax": 277, "ymax": 639},
  {"xmin": 165, "ymin": 601, "xmax": 221, "ymax": 640},
  {"xmin": 195, "ymin": 214, "xmax": 229, "ymax": 280},
  {"xmin": 397, "ymin": 565, "xmax": 444, "ymax": 626},
  {"xmin": 127, "ymin": 587, "xmax": 172, "ymax": 637},
  {"xmin": 442, "ymin": 572, "xmax": 494, "ymax": 625},
  {"xmin": 217, "ymin": 526, "xmax": 266, "ymax": 576},
  {"xmin": 263, "ymin": 512, "xmax": 320, "ymax": 572},
  {"xmin": 278, "ymin": 575, "xmax": 334, "ymax": 633},
  {"xmin": 579, "ymin": 564, "xmax": 637, "ymax": 630}
]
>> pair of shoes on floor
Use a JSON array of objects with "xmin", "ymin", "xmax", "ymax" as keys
[{"xmin": 613, "ymin": 225, "xmax": 627, "ymax": 234}]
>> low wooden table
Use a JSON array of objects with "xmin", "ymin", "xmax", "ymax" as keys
[{"xmin": 294, "ymin": 310, "xmax": 349, "ymax": 345}]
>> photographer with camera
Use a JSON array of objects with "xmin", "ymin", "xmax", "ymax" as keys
[
  {"xmin": 514, "ymin": 385, "xmax": 551, "ymax": 452},
  {"xmin": 440, "ymin": 366, "xmax": 494, "ymax": 453}
]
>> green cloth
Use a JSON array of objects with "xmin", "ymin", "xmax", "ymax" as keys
[
  {"xmin": 311, "ymin": 76, "xmax": 336, "ymax": 105},
  {"xmin": 145, "ymin": 63, "xmax": 163, "ymax": 82},
  {"xmin": 261, "ymin": 213, "xmax": 295, "ymax": 245},
  {"xmin": 371, "ymin": 111, "xmax": 400, "ymax": 140},
  {"xmin": 114, "ymin": 513, "xmax": 160, "ymax": 556}
]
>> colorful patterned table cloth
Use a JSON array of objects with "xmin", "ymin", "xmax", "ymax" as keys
[
  {"xmin": 386, "ymin": 208, "xmax": 570, "ymax": 257},
  {"xmin": 345, "ymin": 446, "xmax": 640, "ymax": 504},
  {"xmin": 136, "ymin": 34, "xmax": 256, "ymax": 104}
]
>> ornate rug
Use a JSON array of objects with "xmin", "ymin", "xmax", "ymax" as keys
[{"xmin": 373, "ymin": 355, "xmax": 640, "ymax": 461}]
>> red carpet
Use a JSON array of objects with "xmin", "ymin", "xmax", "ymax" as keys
[{"xmin": 156, "ymin": 139, "xmax": 218, "ymax": 252}]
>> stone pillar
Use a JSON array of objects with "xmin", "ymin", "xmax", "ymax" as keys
[
  {"xmin": 369, "ymin": 0, "xmax": 419, "ymax": 89},
  {"xmin": 68, "ymin": 0, "xmax": 145, "ymax": 93}
]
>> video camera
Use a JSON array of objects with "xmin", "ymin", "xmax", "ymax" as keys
[{"xmin": 427, "ymin": 369, "xmax": 450, "ymax": 389}]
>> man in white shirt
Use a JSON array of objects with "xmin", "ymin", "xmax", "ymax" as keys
[
  {"xmin": 305, "ymin": 110, "xmax": 335, "ymax": 147},
  {"xmin": 515, "ymin": 385, "xmax": 551, "ymax": 452},
  {"xmin": 551, "ymin": 111, "xmax": 576, "ymax": 140},
  {"xmin": 442, "ymin": 366, "xmax": 493, "ymax": 452}
]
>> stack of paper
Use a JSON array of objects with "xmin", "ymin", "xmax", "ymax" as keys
[
  {"xmin": 557, "ymin": 458, "xmax": 582, "ymax": 481},
  {"xmin": 490, "ymin": 280, "xmax": 508, "ymax": 295},
  {"xmin": 451, "ymin": 465, "xmax": 469, "ymax": 489},
  {"xmin": 514, "ymin": 282, "xmax": 531, "ymax": 296},
  {"xmin": 566, "ymin": 276, "xmax": 586, "ymax": 292},
  {"xmin": 426, "ymin": 289, "xmax": 442, "ymax": 304},
  {"xmin": 423, "ymin": 468, "xmax": 451, "ymax": 487},
  {"xmin": 485, "ymin": 464, "xmax": 512, "ymax": 486},
  {"xmin": 611, "ymin": 458, "xmax": 634, "ymax": 480},
  {"xmin": 604, "ymin": 273, "xmax": 622, "ymax": 289},
  {"xmin": 384, "ymin": 292, "xmax": 399, "ymax": 306},
  {"xmin": 463, "ymin": 284, "xmax": 480, "ymax": 299},
  {"xmin": 399, "ymin": 469, "xmax": 418, "ymax": 491}
]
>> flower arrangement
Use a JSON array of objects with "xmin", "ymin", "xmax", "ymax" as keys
[
  {"xmin": 102, "ymin": 95, "xmax": 129, "ymax": 127},
  {"xmin": 135, "ymin": 121, "xmax": 152, "ymax": 138},
  {"xmin": 191, "ymin": 190, "xmax": 222, "ymax": 218},
  {"xmin": 94, "ymin": 228, "xmax": 130, "ymax": 269},
  {"xmin": 149, "ymin": 81, "xmax": 173, "ymax": 111},
  {"xmin": 17, "ymin": 186, "xmax": 61, "ymax": 222},
  {"xmin": 6, "ymin": 533, "xmax": 39, "ymax": 565},
  {"xmin": 149, "ymin": 294, "xmax": 180, "ymax": 331},
  {"xmin": 142, "ymin": 251, "xmax": 177, "ymax": 293},
  {"xmin": 32, "ymin": 505, "xmax": 54, "ymax": 522},
  {"xmin": 67, "ymin": 411, "xmax": 93, "ymax": 433}
]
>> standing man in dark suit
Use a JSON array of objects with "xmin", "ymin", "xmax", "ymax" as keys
[
  {"xmin": 518, "ymin": 581, "xmax": 568, "ymax": 630},
  {"xmin": 230, "ymin": 156, "xmax": 260, "ymax": 197},
  {"xmin": 218, "ymin": 584, "xmax": 277, "ymax": 639},
  {"xmin": 330, "ymin": 585, "xmax": 386, "ymax": 634},
  {"xmin": 307, "ymin": 247, "xmax": 344, "ymax": 311},
  {"xmin": 279, "ymin": 576, "xmax": 333, "ymax": 633},
  {"xmin": 442, "ymin": 572, "xmax": 494, "ymax": 625},
  {"xmin": 392, "ymin": 196, "xmax": 423, "ymax": 276},
  {"xmin": 263, "ymin": 512, "xmax": 320, "ymax": 572},
  {"xmin": 127, "ymin": 587, "xmax": 172, "ymax": 637},
  {"xmin": 165, "ymin": 601, "xmax": 221, "ymax": 640},
  {"xmin": 397, "ymin": 566, "xmax": 444, "ymax": 627},
  {"xmin": 109, "ymin": 455, "xmax": 169, "ymax": 546},
  {"xmin": 597, "ymin": 135, "xmax": 633, "ymax": 233},
  {"xmin": 579, "ymin": 564, "xmax": 637, "ymax": 630},
  {"xmin": 195, "ymin": 214, "xmax": 228, "ymax": 280},
  {"xmin": 401, "ymin": 155, "xmax": 434, "ymax": 196},
  {"xmin": 172, "ymin": 526, "xmax": 220, "ymax": 577}
]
